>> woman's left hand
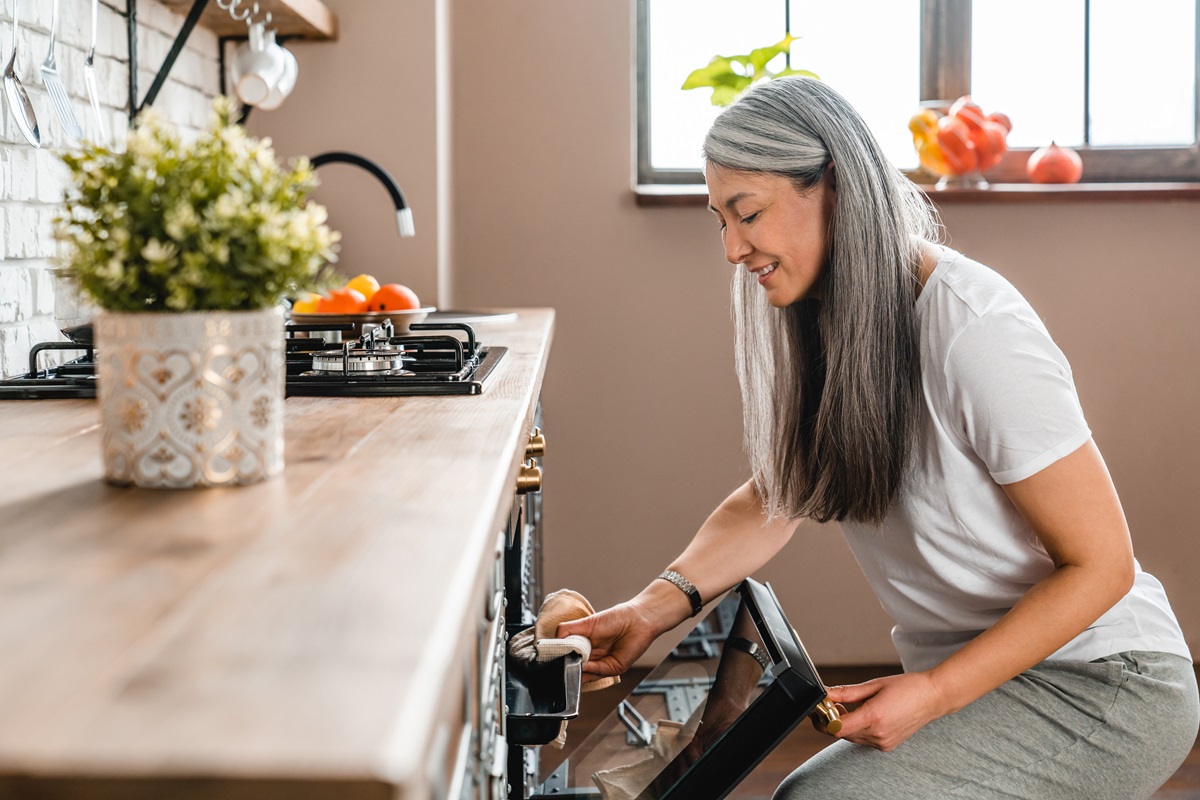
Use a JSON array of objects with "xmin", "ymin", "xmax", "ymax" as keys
[{"xmin": 825, "ymin": 672, "xmax": 947, "ymax": 752}]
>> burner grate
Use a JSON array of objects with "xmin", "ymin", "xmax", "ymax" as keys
[{"xmin": 1, "ymin": 322, "xmax": 506, "ymax": 399}]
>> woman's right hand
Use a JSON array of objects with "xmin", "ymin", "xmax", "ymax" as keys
[{"xmin": 555, "ymin": 595, "xmax": 678, "ymax": 684}]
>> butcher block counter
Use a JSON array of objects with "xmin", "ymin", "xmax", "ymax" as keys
[{"xmin": 0, "ymin": 308, "xmax": 555, "ymax": 800}]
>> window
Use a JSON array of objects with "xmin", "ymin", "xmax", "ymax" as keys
[{"xmin": 636, "ymin": 0, "xmax": 1200, "ymax": 185}]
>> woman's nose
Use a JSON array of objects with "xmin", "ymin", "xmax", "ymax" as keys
[{"xmin": 723, "ymin": 228, "xmax": 752, "ymax": 265}]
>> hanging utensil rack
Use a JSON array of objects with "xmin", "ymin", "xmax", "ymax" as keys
[{"xmin": 125, "ymin": 0, "xmax": 336, "ymax": 122}]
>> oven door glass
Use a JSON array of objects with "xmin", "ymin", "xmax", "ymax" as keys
[{"xmin": 532, "ymin": 579, "xmax": 831, "ymax": 800}]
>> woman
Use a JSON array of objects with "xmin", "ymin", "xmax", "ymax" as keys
[{"xmin": 557, "ymin": 77, "xmax": 1198, "ymax": 799}]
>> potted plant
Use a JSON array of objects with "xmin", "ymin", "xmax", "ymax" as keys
[{"xmin": 55, "ymin": 97, "xmax": 340, "ymax": 489}]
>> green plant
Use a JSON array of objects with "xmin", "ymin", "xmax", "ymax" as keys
[
  {"xmin": 682, "ymin": 34, "xmax": 817, "ymax": 107},
  {"xmin": 56, "ymin": 97, "xmax": 340, "ymax": 312}
]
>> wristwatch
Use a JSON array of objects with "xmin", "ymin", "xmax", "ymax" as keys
[
  {"xmin": 657, "ymin": 570, "xmax": 703, "ymax": 617},
  {"xmin": 728, "ymin": 636, "xmax": 772, "ymax": 672}
]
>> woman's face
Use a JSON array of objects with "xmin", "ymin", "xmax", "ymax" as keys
[{"xmin": 704, "ymin": 163, "xmax": 835, "ymax": 308}]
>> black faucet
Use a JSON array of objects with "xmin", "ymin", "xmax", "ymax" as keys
[{"xmin": 308, "ymin": 151, "xmax": 415, "ymax": 238}]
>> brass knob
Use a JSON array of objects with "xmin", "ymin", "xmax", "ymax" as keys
[
  {"xmin": 814, "ymin": 697, "xmax": 842, "ymax": 735},
  {"xmin": 525, "ymin": 428, "xmax": 546, "ymax": 458},
  {"xmin": 516, "ymin": 459, "xmax": 542, "ymax": 494}
]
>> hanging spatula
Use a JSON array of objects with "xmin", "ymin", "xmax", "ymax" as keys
[
  {"xmin": 40, "ymin": 0, "xmax": 83, "ymax": 141},
  {"xmin": 83, "ymin": 0, "xmax": 107, "ymax": 145}
]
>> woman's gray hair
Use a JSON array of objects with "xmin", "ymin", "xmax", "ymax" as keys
[{"xmin": 703, "ymin": 76, "xmax": 940, "ymax": 524}]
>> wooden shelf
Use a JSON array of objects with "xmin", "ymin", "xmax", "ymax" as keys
[{"xmin": 159, "ymin": 0, "xmax": 338, "ymax": 40}]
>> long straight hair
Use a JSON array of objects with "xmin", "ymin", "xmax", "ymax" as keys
[{"xmin": 703, "ymin": 77, "xmax": 940, "ymax": 524}]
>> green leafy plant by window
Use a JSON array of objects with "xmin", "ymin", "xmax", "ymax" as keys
[{"xmin": 682, "ymin": 34, "xmax": 817, "ymax": 107}]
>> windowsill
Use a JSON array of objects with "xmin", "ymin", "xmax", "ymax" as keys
[{"xmin": 635, "ymin": 182, "xmax": 1200, "ymax": 206}]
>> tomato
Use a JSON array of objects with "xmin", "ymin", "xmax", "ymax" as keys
[
  {"xmin": 986, "ymin": 111, "xmax": 1013, "ymax": 134},
  {"xmin": 291, "ymin": 292, "xmax": 322, "ymax": 313},
  {"xmin": 935, "ymin": 115, "xmax": 978, "ymax": 174},
  {"xmin": 949, "ymin": 96, "xmax": 986, "ymax": 132},
  {"xmin": 345, "ymin": 274, "xmax": 381, "ymax": 302},
  {"xmin": 317, "ymin": 287, "xmax": 368, "ymax": 313},
  {"xmin": 969, "ymin": 121, "xmax": 1009, "ymax": 173},
  {"xmin": 367, "ymin": 284, "xmax": 421, "ymax": 312}
]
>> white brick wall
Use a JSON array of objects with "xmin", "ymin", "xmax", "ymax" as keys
[{"xmin": 0, "ymin": 0, "xmax": 220, "ymax": 378}]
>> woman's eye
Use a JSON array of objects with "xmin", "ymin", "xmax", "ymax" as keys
[{"xmin": 740, "ymin": 212, "xmax": 760, "ymax": 225}]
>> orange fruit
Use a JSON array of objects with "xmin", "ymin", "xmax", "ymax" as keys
[
  {"xmin": 367, "ymin": 284, "xmax": 421, "ymax": 311},
  {"xmin": 345, "ymin": 273, "xmax": 381, "ymax": 302},
  {"xmin": 291, "ymin": 292, "xmax": 322, "ymax": 313},
  {"xmin": 317, "ymin": 287, "xmax": 368, "ymax": 313}
]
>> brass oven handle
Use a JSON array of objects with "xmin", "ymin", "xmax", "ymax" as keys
[
  {"xmin": 516, "ymin": 459, "xmax": 542, "ymax": 494},
  {"xmin": 814, "ymin": 697, "xmax": 842, "ymax": 735},
  {"xmin": 525, "ymin": 428, "xmax": 546, "ymax": 458}
]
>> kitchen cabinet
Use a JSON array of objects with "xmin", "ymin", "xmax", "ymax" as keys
[{"xmin": 0, "ymin": 309, "xmax": 553, "ymax": 799}]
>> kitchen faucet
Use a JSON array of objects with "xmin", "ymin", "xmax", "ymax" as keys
[{"xmin": 308, "ymin": 151, "xmax": 415, "ymax": 237}]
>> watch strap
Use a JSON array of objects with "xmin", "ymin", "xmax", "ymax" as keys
[
  {"xmin": 728, "ymin": 636, "xmax": 772, "ymax": 672},
  {"xmin": 657, "ymin": 570, "xmax": 703, "ymax": 617}
]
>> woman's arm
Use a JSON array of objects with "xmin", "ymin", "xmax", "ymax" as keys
[
  {"xmin": 829, "ymin": 438, "xmax": 1135, "ymax": 751},
  {"xmin": 556, "ymin": 479, "xmax": 800, "ymax": 681}
]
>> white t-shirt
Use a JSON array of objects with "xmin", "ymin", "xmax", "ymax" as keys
[{"xmin": 839, "ymin": 248, "xmax": 1191, "ymax": 673}]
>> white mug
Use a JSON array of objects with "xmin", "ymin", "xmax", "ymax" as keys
[
  {"xmin": 256, "ymin": 31, "xmax": 298, "ymax": 111},
  {"xmin": 232, "ymin": 22, "xmax": 287, "ymax": 106}
]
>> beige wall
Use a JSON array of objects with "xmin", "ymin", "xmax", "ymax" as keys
[
  {"xmin": 246, "ymin": 0, "xmax": 441, "ymax": 306},
  {"xmin": 258, "ymin": 0, "xmax": 1200, "ymax": 665}
]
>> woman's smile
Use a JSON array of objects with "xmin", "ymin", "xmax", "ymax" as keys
[{"xmin": 750, "ymin": 262, "xmax": 779, "ymax": 284}]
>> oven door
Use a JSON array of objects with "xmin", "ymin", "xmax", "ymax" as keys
[{"xmin": 525, "ymin": 578, "xmax": 831, "ymax": 800}]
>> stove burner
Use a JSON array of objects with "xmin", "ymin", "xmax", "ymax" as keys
[
  {"xmin": 310, "ymin": 348, "xmax": 410, "ymax": 373},
  {"xmin": 307, "ymin": 320, "xmax": 412, "ymax": 374}
]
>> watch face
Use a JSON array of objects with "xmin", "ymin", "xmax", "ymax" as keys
[{"xmin": 532, "ymin": 579, "xmax": 827, "ymax": 800}]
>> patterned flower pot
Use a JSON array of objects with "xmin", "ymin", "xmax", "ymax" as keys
[{"xmin": 95, "ymin": 307, "xmax": 286, "ymax": 488}]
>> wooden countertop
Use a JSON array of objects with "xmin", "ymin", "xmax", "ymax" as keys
[{"xmin": 0, "ymin": 309, "xmax": 554, "ymax": 798}]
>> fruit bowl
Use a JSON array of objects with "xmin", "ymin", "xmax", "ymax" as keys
[{"xmin": 290, "ymin": 307, "xmax": 436, "ymax": 338}]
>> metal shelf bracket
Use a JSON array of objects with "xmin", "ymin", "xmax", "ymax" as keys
[{"xmin": 126, "ymin": 0, "xmax": 212, "ymax": 122}]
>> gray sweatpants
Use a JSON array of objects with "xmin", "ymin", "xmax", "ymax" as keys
[{"xmin": 774, "ymin": 652, "xmax": 1199, "ymax": 800}]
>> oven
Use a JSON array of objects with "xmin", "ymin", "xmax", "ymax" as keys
[{"xmin": 502, "ymin": 574, "xmax": 838, "ymax": 800}]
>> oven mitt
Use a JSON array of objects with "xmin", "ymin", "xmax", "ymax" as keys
[{"xmin": 508, "ymin": 588, "xmax": 620, "ymax": 747}]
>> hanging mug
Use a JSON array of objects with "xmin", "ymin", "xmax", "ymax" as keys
[
  {"xmin": 231, "ymin": 21, "xmax": 287, "ymax": 106},
  {"xmin": 256, "ymin": 31, "xmax": 298, "ymax": 111}
]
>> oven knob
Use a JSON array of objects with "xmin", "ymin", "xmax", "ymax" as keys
[
  {"xmin": 516, "ymin": 459, "xmax": 542, "ymax": 494},
  {"xmin": 525, "ymin": 428, "xmax": 546, "ymax": 458}
]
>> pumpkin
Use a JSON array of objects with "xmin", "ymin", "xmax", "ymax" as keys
[{"xmin": 1026, "ymin": 142, "xmax": 1083, "ymax": 184}]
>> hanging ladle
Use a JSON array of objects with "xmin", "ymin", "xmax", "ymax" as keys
[{"xmin": 4, "ymin": 0, "xmax": 42, "ymax": 147}]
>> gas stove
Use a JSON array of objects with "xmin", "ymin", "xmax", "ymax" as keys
[{"xmin": 0, "ymin": 320, "xmax": 506, "ymax": 400}]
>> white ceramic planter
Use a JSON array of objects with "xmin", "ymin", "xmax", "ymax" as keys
[{"xmin": 96, "ymin": 307, "xmax": 286, "ymax": 488}]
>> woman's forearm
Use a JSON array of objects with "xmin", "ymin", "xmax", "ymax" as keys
[
  {"xmin": 631, "ymin": 480, "xmax": 800, "ymax": 635},
  {"xmin": 928, "ymin": 558, "xmax": 1133, "ymax": 716},
  {"xmin": 928, "ymin": 441, "xmax": 1136, "ymax": 714}
]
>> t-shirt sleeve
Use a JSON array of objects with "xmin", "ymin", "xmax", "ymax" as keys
[{"xmin": 943, "ymin": 311, "xmax": 1091, "ymax": 484}]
